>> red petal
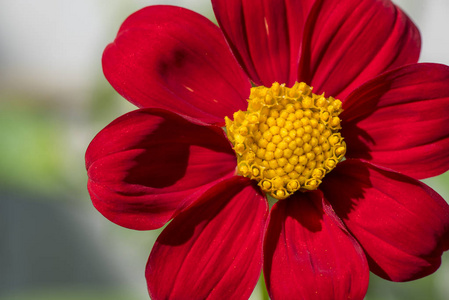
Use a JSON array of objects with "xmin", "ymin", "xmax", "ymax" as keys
[
  {"xmin": 264, "ymin": 190, "xmax": 369, "ymax": 300},
  {"xmin": 212, "ymin": 0, "xmax": 315, "ymax": 86},
  {"xmin": 103, "ymin": 6, "xmax": 250, "ymax": 126},
  {"xmin": 321, "ymin": 159, "xmax": 449, "ymax": 282},
  {"xmin": 299, "ymin": 0, "xmax": 420, "ymax": 100},
  {"xmin": 146, "ymin": 177, "xmax": 268, "ymax": 300},
  {"xmin": 85, "ymin": 109, "xmax": 236, "ymax": 230},
  {"xmin": 342, "ymin": 63, "xmax": 449, "ymax": 179}
]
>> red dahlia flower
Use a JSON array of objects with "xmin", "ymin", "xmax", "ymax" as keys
[{"xmin": 86, "ymin": 0, "xmax": 449, "ymax": 299}]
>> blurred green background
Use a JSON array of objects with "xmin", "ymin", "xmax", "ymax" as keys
[{"xmin": 0, "ymin": 0, "xmax": 448, "ymax": 299}]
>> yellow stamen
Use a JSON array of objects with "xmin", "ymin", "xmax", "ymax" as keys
[{"xmin": 225, "ymin": 82, "xmax": 346, "ymax": 200}]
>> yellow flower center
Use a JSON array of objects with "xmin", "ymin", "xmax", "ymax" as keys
[{"xmin": 225, "ymin": 82, "xmax": 346, "ymax": 199}]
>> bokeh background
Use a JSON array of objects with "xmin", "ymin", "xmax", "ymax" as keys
[{"xmin": 1, "ymin": 0, "xmax": 448, "ymax": 299}]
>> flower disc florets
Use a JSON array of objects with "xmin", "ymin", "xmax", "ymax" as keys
[{"xmin": 225, "ymin": 82, "xmax": 346, "ymax": 199}]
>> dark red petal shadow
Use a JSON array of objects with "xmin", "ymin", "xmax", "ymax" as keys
[
  {"xmin": 85, "ymin": 108, "xmax": 236, "ymax": 230},
  {"xmin": 299, "ymin": 0, "xmax": 420, "ymax": 101},
  {"xmin": 103, "ymin": 5, "xmax": 251, "ymax": 126},
  {"xmin": 264, "ymin": 190, "xmax": 369, "ymax": 300},
  {"xmin": 212, "ymin": 0, "xmax": 315, "ymax": 86},
  {"xmin": 320, "ymin": 159, "xmax": 449, "ymax": 282},
  {"xmin": 342, "ymin": 63, "xmax": 449, "ymax": 179},
  {"xmin": 146, "ymin": 177, "xmax": 268, "ymax": 300}
]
